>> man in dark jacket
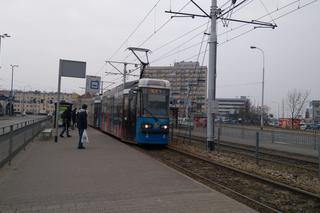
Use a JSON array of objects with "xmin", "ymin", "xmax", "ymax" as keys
[
  {"xmin": 77, "ymin": 104, "xmax": 87, "ymax": 149},
  {"xmin": 71, "ymin": 108, "xmax": 77, "ymax": 129},
  {"xmin": 60, "ymin": 106, "xmax": 72, "ymax": 137}
]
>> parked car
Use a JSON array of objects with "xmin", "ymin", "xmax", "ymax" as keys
[
  {"xmin": 306, "ymin": 123, "xmax": 320, "ymax": 130},
  {"xmin": 300, "ymin": 123, "xmax": 307, "ymax": 130}
]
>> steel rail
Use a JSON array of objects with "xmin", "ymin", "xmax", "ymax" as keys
[
  {"xmin": 129, "ymin": 144, "xmax": 281, "ymax": 212},
  {"xmin": 168, "ymin": 146, "xmax": 320, "ymax": 201},
  {"xmin": 159, "ymin": 150, "xmax": 282, "ymax": 213}
]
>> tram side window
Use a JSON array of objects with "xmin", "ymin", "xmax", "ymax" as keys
[{"xmin": 129, "ymin": 92, "xmax": 137, "ymax": 124}]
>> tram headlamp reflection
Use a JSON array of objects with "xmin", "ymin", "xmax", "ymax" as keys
[
  {"xmin": 160, "ymin": 124, "xmax": 168, "ymax": 130},
  {"xmin": 142, "ymin": 123, "xmax": 152, "ymax": 129}
]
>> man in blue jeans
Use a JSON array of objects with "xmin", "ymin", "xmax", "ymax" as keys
[{"xmin": 77, "ymin": 104, "xmax": 87, "ymax": 149}]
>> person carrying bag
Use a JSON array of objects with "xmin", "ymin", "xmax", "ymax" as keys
[
  {"xmin": 81, "ymin": 129, "xmax": 89, "ymax": 145},
  {"xmin": 77, "ymin": 104, "xmax": 88, "ymax": 149}
]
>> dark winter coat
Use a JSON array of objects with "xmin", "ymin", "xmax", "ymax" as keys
[{"xmin": 77, "ymin": 109, "xmax": 87, "ymax": 129}]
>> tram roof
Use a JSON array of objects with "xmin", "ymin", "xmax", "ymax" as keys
[{"xmin": 138, "ymin": 78, "xmax": 170, "ymax": 89}]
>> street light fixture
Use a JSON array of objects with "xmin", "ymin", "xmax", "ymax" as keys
[
  {"xmin": 250, "ymin": 46, "xmax": 265, "ymax": 130},
  {"xmin": 9, "ymin": 64, "xmax": 19, "ymax": 116},
  {"xmin": 0, "ymin": 33, "xmax": 11, "ymax": 67}
]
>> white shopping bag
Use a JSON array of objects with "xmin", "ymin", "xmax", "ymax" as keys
[{"xmin": 81, "ymin": 129, "xmax": 89, "ymax": 144}]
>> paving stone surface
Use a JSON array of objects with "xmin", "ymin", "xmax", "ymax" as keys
[{"xmin": 0, "ymin": 128, "xmax": 256, "ymax": 213}]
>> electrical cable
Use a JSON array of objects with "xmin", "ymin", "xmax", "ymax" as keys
[
  {"xmin": 152, "ymin": 21, "xmax": 208, "ymax": 53},
  {"xmin": 151, "ymin": 30, "xmax": 208, "ymax": 63},
  {"xmin": 258, "ymin": 0, "xmax": 277, "ymax": 25},
  {"xmin": 149, "ymin": 0, "xmax": 254, "ymax": 64},
  {"xmin": 108, "ymin": 0, "xmax": 162, "ymax": 61},
  {"xmin": 122, "ymin": 1, "xmax": 192, "ymax": 62}
]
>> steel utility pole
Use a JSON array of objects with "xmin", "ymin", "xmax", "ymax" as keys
[
  {"xmin": 207, "ymin": 0, "xmax": 218, "ymax": 151},
  {"xmin": 0, "ymin": 33, "xmax": 11, "ymax": 67},
  {"xmin": 10, "ymin": 64, "xmax": 19, "ymax": 116},
  {"xmin": 165, "ymin": 0, "xmax": 276, "ymax": 152},
  {"xmin": 250, "ymin": 46, "xmax": 265, "ymax": 130}
]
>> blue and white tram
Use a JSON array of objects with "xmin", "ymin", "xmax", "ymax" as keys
[{"xmin": 99, "ymin": 78, "xmax": 170, "ymax": 145}]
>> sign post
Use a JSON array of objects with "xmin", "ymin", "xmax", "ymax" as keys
[
  {"xmin": 55, "ymin": 59, "xmax": 86, "ymax": 142},
  {"xmin": 85, "ymin": 75, "xmax": 101, "ymax": 95}
]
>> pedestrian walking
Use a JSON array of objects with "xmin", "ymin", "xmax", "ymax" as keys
[
  {"xmin": 77, "ymin": 104, "xmax": 87, "ymax": 149},
  {"xmin": 71, "ymin": 108, "xmax": 77, "ymax": 129},
  {"xmin": 60, "ymin": 106, "xmax": 72, "ymax": 137}
]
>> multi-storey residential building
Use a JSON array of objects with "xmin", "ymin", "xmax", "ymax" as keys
[
  {"xmin": 310, "ymin": 100, "xmax": 320, "ymax": 123},
  {"xmin": 12, "ymin": 90, "xmax": 79, "ymax": 115},
  {"xmin": 144, "ymin": 61, "xmax": 207, "ymax": 117}
]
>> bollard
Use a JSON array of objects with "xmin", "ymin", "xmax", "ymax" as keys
[
  {"xmin": 8, "ymin": 125, "xmax": 13, "ymax": 166},
  {"xmin": 255, "ymin": 132, "xmax": 260, "ymax": 166}
]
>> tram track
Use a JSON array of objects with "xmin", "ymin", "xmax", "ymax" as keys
[
  {"xmin": 134, "ymin": 145, "xmax": 320, "ymax": 212},
  {"xmin": 174, "ymin": 133, "xmax": 319, "ymax": 173}
]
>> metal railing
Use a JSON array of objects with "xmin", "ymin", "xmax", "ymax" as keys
[
  {"xmin": 171, "ymin": 124, "xmax": 320, "ymax": 176},
  {"xmin": 218, "ymin": 126, "xmax": 319, "ymax": 150},
  {"xmin": 0, "ymin": 117, "xmax": 52, "ymax": 168}
]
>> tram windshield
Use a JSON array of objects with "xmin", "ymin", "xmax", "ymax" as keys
[{"xmin": 142, "ymin": 88, "xmax": 169, "ymax": 117}]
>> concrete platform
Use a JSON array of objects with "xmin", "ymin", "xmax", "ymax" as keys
[{"xmin": 0, "ymin": 128, "xmax": 256, "ymax": 213}]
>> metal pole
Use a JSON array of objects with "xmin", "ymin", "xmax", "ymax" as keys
[
  {"xmin": 123, "ymin": 63, "xmax": 127, "ymax": 85},
  {"xmin": 261, "ymin": 49, "xmax": 265, "ymax": 130},
  {"xmin": 10, "ymin": 66, "xmax": 14, "ymax": 116},
  {"xmin": 250, "ymin": 46, "xmax": 265, "ymax": 130},
  {"xmin": 9, "ymin": 65, "xmax": 18, "ymax": 116},
  {"xmin": 0, "ymin": 33, "xmax": 11, "ymax": 66},
  {"xmin": 207, "ymin": 0, "xmax": 217, "ymax": 151},
  {"xmin": 54, "ymin": 60, "xmax": 62, "ymax": 142},
  {"xmin": 256, "ymin": 131, "xmax": 260, "ymax": 165}
]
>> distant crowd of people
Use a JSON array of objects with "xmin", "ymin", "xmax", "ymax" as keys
[{"xmin": 60, "ymin": 104, "xmax": 87, "ymax": 149}]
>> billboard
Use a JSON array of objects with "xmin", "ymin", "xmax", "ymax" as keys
[
  {"xmin": 86, "ymin": 75, "xmax": 101, "ymax": 95},
  {"xmin": 59, "ymin": 59, "xmax": 86, "ymax": 78}
]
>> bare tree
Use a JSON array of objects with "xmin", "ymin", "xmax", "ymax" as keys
[{"xmin": 287, "ymin": 89, "xmax": 310, "ymax": 128}]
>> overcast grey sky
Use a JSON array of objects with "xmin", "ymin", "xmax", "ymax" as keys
[{"xmin": 0, "ymin": 0, "xmax": 319, "ymax": 116}]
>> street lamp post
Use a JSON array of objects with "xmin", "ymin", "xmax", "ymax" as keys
[
  {"xmin": 10, "ymin": 64, "xmax": 19, "ymax": 116},
  {"xmin": 0, "ymin": 33, "xmax": 11, "ymax": 67},
  {"xmin": 250, "ymin": 46, "xmax": 265, "ymax": 130}
]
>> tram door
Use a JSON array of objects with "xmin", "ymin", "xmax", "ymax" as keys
[{"xmin": 126, "ymin": 91, "xmax": 137, "ymax": 141}]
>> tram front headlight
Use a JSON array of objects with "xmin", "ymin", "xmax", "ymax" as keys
[
  {"xmin": 142, "ymin": 123, "xmax": 152, "ymax": 129},
  {"xmin": 160, "ymin": 124, "xmax": 169, "ymax": 130}
]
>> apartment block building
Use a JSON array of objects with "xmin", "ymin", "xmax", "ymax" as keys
[
  {"xmin": 144, "ymin": 61, "xmax": 207, "ymax": 117},
  {"xmin": 12, "ymin": 90, "xmax": 79, "ymax": 115}
]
